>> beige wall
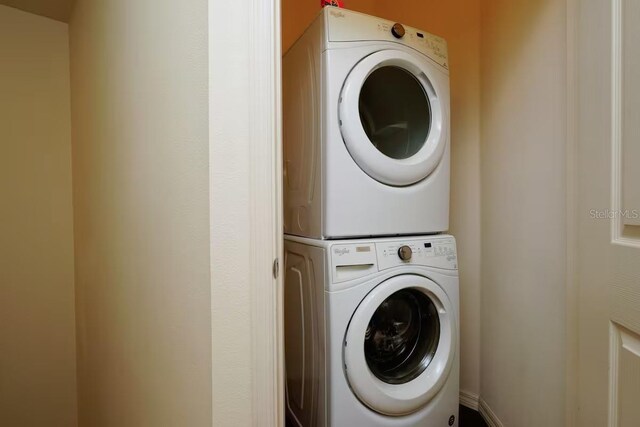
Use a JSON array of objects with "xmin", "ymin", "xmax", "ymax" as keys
[
  {"xmin": 480, "ymin": 0, "xmax": 567, "ymax": 425},
  {"xmin": 282, "ymin": 0, "xmax": 483, "ymax": 397},
  {"xmin": 0, "ymin": 5, "xmax": 77, "ymax": 426},
  {"xmin": 69, "ymin": 0, "xmax": 211, "ymax": 425}
]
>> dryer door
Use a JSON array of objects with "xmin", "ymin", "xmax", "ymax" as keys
[
  {"xmin": 343, "ymin": 274, "xmax": 456, "ymax": 416},
  {"xmin": 339, "ymin": 50, "xmax": 447, "ymax": 186}
]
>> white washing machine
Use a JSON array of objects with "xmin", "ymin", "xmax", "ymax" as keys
[
  {"xmin": 284, "ymin": 234, "xmax": 459, "ymax": 426},
  {"xmin": 283, "ymin": 8, "xmax": 450, "ymax": 239}
]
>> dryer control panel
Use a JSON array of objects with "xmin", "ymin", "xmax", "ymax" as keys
[
  {"xmin": 325, "ymin": 8, "xmax": 448, "ymax": 69},
  {"xmin": 329, "ymin": 236, "xmax": 457, "ymax": 283}
]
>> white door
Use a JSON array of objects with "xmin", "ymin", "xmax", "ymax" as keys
[
  {"xmin": 575, "ymin": 0, "xmax": 640, "ymax": 425},
  {"xmin": 339, "ymin": 50, "xmax": 448, "ymax": 186}
]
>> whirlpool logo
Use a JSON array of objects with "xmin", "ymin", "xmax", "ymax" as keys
[{"xmin": 334, "ymin": 248, "xmax": 350, "ymax": 255}]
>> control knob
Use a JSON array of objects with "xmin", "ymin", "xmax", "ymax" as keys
[
  {"xmin": 391, "ymin": 23, "xmax": 406, "ymax": 39},
  {"xmin": 398, "ymin": 245, "xmax": 412, "ymax": 261}
]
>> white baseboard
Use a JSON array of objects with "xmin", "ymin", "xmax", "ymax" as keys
[
  {"xmin": 459, "ymin": 390, "xmax": 479, "ymax": 410},
  {"xmin": 478, "ymin": 398, "xmax": 504, "ymax": 427}
]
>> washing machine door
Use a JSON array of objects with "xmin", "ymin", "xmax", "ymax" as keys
[
  {"xmin": 339, "ymin": 50, "xmax": 447, "ymax": 187},
  {"xmin": 343, "ymin": 274, "xmax": 456, "ymax": 416}
]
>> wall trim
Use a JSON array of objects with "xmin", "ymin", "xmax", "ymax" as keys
[
  {"xmin": 459, "ymin": 390, "xmax": 480, "ymax": 410},
  {"xmin": 478, "ymin": 398, "xmax": 504, "ymax": 427}
]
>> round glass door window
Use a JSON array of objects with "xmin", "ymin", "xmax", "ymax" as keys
[
  {"xmin": 358, "ymin": 66, "xmax": 432, "ymax": 160},
  {"xmin": 364, "ymin": 289, "xmax": 440, "ymax": 384}
]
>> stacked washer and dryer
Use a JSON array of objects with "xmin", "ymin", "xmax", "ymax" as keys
[{"xmin": 283, "ymin": 8, "xmax": 459, "ymax": 427}]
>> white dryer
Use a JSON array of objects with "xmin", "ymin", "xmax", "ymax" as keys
[
  {"xmin": 284, "ymin": 234, "xmax": 459, "ymax": 426},
  {"xmin": 283, "ymin": 8, "xmax": 450, "ymax": 239}
]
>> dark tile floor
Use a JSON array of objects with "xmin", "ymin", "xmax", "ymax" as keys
[
  {"xmin": 285, "ymin": 405, "xmax": 488, "ymax": 426},
  {"xmin": 459, "ymin": 405, "xmax": 488, "ymax": 427}
]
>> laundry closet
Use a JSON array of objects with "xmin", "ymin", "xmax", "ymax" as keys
[
  {"xmin": 281, "ymin": 1, "xmax": 568, "ymax": 426},
  {"xmin": 4, "ymin": 0, "xmax": 629, "ymax": 426}
]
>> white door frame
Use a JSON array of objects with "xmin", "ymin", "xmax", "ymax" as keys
[{"xmin": 209, "ymin": 0, "xmax": 283, "ymax": 425}]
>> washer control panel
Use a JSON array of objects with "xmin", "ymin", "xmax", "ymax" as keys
[
  {"xmin": 329, "ymin": 236, "xmax": 457, "ymax": 283},
  {"xmin": 376, "ymin": 237, "xmax": 457, "ymax": 271}
]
